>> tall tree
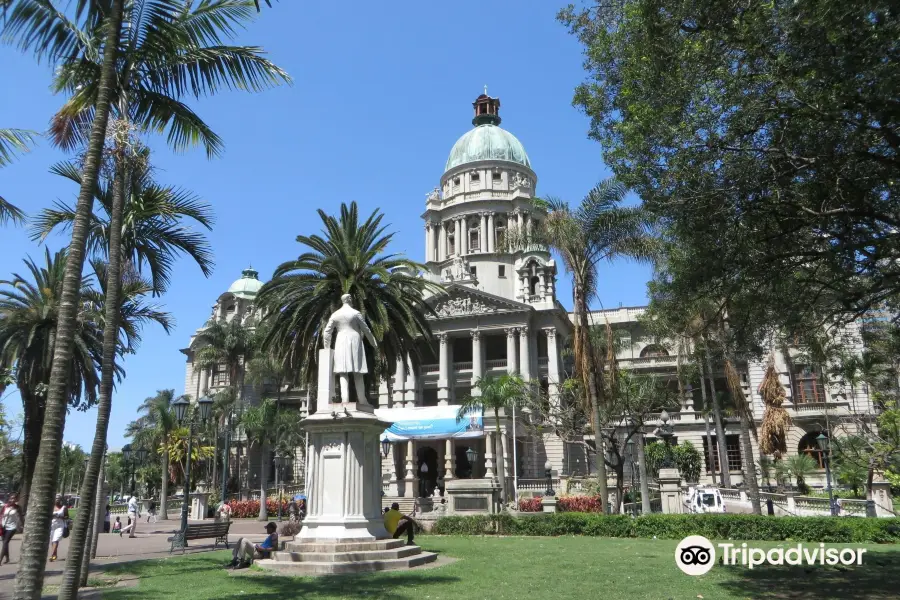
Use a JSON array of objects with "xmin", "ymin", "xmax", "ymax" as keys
[
  {"xmin": 5, "ymin": 2, "xmax": 127, "ymax": 593},
  {"xmin": 506, "ymin": 178, "xmax": 657, "ymax": 511},
  {"xmin": 257, "ymin": 202, "xmax": 437, "ymax": 391},
  {"xmin": 239, "ymin": 397, "xmax": 278, "ymax": 521},
  {"xmin": 456, "ymin": 374, "xmax": 528, "ymax": 503},
  {"xmin": 0, "ymin": 249, "xmax": 102, "ymax": 510},
  {"xmin": 561, "ymin": 0, "xmax": 900, "ymax": 334},
  {"xmin": 133, "ymin": 390, "xmax": 177, "ymax": 519},
  {"xmin": 0, "ymin": 127, "xmax": 37, "ymax": 225},
  {"xmin": 18, "ymin": 1, "xmax": 289, "ymax": 595}
]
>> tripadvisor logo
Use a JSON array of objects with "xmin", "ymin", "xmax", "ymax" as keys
[{"xmin": 675, "ymin": 536, "xmax": 868, "ymax": 576}]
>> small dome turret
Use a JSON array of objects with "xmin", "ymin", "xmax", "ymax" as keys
[{"xmin": 227, "ymin": 266, "xmax": 262, "ymax": 299}]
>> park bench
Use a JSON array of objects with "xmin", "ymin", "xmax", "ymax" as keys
[{"xmin": 168, "ymin": 520, "xmax": 231, "ymax": 554}]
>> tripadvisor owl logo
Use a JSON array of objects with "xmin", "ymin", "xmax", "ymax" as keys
[
  {"xmin": 675, "ymin": 535, "xmax": 716, "ymax": 575},
  {"xmin": 675, "ymin": 535, "xmax": 869, "ymax": 576}
]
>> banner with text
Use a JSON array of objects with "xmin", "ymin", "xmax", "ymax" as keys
[{"xmin": 375, "ymin": 405, "xmax": 484, "ymax": 441}]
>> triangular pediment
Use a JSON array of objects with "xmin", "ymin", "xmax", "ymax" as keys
[{"xmin": 427, "ymin": 284, "xmax": 531, "ymax": 319}]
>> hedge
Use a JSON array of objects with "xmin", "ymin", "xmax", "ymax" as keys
[
  {"xmin": 430, "ymin": 513, "xmax": 900, "ymax": 544},
  {"xmin": 518, "ymin": 496, "xmax": 604, "ymax": 513}
]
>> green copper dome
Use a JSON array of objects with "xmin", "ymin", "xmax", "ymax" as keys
[
  {"xmin": 228, "ymin": 267, "xmax": 262, "ymax": 299},
  {"xmin": 445, "ymin": 124, "xmax": 531, "ymax": 172}
]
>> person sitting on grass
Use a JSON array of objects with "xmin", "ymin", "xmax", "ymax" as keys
[
  {"xmin": 229, "ymin": 522, "xmax": 279, "ymax": 569},
  {"xmin": 383, "ymin": 502, "xmax": 418, "ymax": 545}
]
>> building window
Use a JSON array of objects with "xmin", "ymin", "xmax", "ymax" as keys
[
  {"xmin": 529, "ymin": 276, "xmax": 540, "ymax": 296},
  {"xmin": 453, "ymin": 177, "xmax": 460, "ymax": 187},
  {"xmin": 469, "ymin": 266, "xmax": 477, "ymax": 277},
  {"xmin": 793, "ymin": 366, "xmax": 825, "ymax": 404},
  {"xmin": 447, "ymin": 234, "xmax": 455, "ymax": 256},
  {"xmin": 498, "ymin": 265, "xmax": 506, "ymax": 278},
  {"xmin": 211, "ymin": 363, "xmax": 229, "ymax": 388},
  {"xmin": 469, "ymin": 228, "xmax": 480, "ymax": 251},
  {"xmin": 471, "ymin": 172, "xmax": 480, "ymax": 182},
  {"xmin": 798, "ymin": 432, "xmax": 826, "ymax": 468},
  {"xmin": 492, "ymin": 171, "xmax": 502, "ymax": 182},
  {"xmin": 702, "ymin": 435, "xmax": 742, "ymax": 473}
]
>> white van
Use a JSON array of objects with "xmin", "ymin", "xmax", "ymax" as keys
[{"xmin": 686, "ymin": 487, "xmax": 726, "ymax": 513}]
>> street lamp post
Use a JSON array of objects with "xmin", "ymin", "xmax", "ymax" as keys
[
  {"xmin": 544, "ymin": 461, "xmax": 555, "ymax": 497},
  {"xmin": 173, "ymin": 395, "xmax": 213, "ymax": 541},
  {"xmin": 656, "ymin": 410, "xmax": 676, "ymax": 469},
  {"xmin": 465, "ymin": 447, "xmax": 478, "ymax": 479},
  {"xmin": 626, "ymin": 438, "xmax": 637, "ymax": 517},
  {"xmin": 816, "ymin": 433, "xmax": 838, "ymax": 516},
  {"xmin": 274, "ymin": 455, "xmax": 292, "ymax": 522}
]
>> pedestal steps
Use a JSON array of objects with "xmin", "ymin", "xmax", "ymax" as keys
[
  {"xmin": 381, "ymin": 496, "xmax": 417, "ymax": 514},
  {"xmin": 256, "ymin": 539, "xmax": 437, "ymax": 575}
]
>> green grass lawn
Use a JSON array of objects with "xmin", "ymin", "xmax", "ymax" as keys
[{"xmin": 100, "ymin": 536, "xmax": 900, "ymax": 600}]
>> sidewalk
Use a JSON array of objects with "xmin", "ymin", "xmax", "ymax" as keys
[{"xmin": 0, "ymin": 518, "xmax": 282, "ymax": 599}]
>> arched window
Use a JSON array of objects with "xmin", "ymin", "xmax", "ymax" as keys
[
  {"xmin": 798, "ymin": 432, "xmax": 826, "ymax": 469},
  {"xmin": 447, "ymin": 233, "xmax": 456, "ymax": 256},
  {"xmin": 529, "ymin": 276, "xmax": 540, "ymax": 296},
  {"xmin": 469, "ymin": 219, "xmax": 481, "ymax": 251},
  {"xmin": 640, "ymin": 344, "xmax": 669, "ymax": 358},
  {"xmin": 495, "ymin": 221, "xmax": 506, "ymax": 249}
]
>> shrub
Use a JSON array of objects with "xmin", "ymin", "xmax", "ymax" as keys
[
  {"xmin": 431, "ymin": 513, "xmax": 900, "ymax": 543},
  {"xmin": 518, "ymin": 498, "xmax": 542, "ymax": 512},
  {"xmin": 225, "ymin": 499, "xmax": 290, "ymax": 519},
  {"xmin": 558, "ymin": 495, "xmax": 603, "ymax": 513}
]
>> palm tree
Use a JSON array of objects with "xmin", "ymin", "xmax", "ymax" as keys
[
  {"xmin": 0, "ymin": 127, "xmax": 37, "ymax": 225},
  {"xmin": 240, "ymin": 398, "xmax": 278, "ymax": 520},
  {"xmin": 511, "ymin": 178, "xmax": 657, "ymax": 511},
  {"xmin": 7, "ymin": 2, "xmax": 288, "ymax": 593},
  {"xmin": 134, "ymin": 390, "xmax": 178, "ymax": 519},
  {"xmin": 785, "ymin": 453, "xmax": 818, "ymax": 494},
  {"xmin": 455, "ymin": 374, "xmax": 528, "ymax": 503},
  {"xmin": 0, "ymin": 249, "xmax": 102, "ymax": 511},
  {"xmin": 257, "ymin": 202, "xmax": 437, "ymax": 392}
]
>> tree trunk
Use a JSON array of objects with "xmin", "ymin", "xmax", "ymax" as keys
[
  {"xmin": 739, "ymin": 410, "xmax": 762, "ymax": 514},
  {"xmin": 697, "ymin": 358, "xmax": 718, "ymax": 485},
  {"xmin": 78, "ymin": 488, "xmax": 96, "ymax": 588},
  {"xmin": 89, "ymin": 457, "xmax": 106, "ymax": 561},
  {"xmin": 13, "ymin": 3, "xmax": 124, "ymax": 598},
  {"xmin": 574, "ymin": 283, "xmax": 608, "ymax": 512},
  {"xmin": 636, "ymin": 429, "xmax": 651, "ymax": 514},
  {"xmin": 258, "ymin": 443, "xmax": 268, "ymax": 521},
  {"xmin": 493, "ymin": 408, "xmax": 506, "ymax": 503},
  {"xmin": 703, "ymin": 344, "xmax": 731, "ymax": 487},
  {"xmin": 19, "ymin": 389, "xmax": 44, "ymax": 513},
  {"xmin": 160, "ymin": 436, "xmax": 170, "ymax": 520},
  {"xmin": 211, "ymin": 431, "xmax": 218, "ymax": 499},
  {"xmin": 59, "ymin": 138, "xmax": 128, "ymax": 599}
]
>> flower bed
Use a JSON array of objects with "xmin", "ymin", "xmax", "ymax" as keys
[
  {"xmin": 518, "ymin": 495, "xmax": 603, "ymax": 513},
  {"xmin": 227, "ymin": 499, "xmax": 290, "ymax": 519}
]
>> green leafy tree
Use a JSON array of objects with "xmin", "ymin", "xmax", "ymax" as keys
[
  {"xmin": 561, "ymin": 0, "xmax": 900, "ymax": 334},
  {"xmin": 0, "ymin": 127, "xmax": 37, "ymax": 225},
  {"xmin": 133, "ymin": 390, "xmax": 179, "ymax": 519},
  {"xmin": 257, "ymin": 202, "xmax": 437, "ymax": 392},
  {"xmin": 785, "ymin": 453, "xmax": 818, "ymax": 495},
  {"xmin": 456, "ymin": 374, "xmax": 529, "ymax": 503},
  {"xmin": 240, "ymin": 398, "xmax": 279, "ymax": 520}
]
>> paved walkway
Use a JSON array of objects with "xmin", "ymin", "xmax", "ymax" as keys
[{"xmin": 0, "ymin": 518, "xmax": 279, "ymax": 599}]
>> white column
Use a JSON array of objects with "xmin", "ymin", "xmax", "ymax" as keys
[
  {"xmin": 517, "ymin": 210, "xmax": 524, "ymax": 232},
  {"xmin": 393, "ymin": 358, "xmax": 405, "ymax": 406},
  {"xmin": 506, "ymin": 328, "xmax": 519, "ymax": 374},
  {"xmin": 471, "ymin": 330, "xmax": 483, "ymax": 394},
  {"xmin": 454, "ymin": 218, "xmax": 461, "ymax": 256},
  {"xmin": 461, "ymin": 216, "xmax": 468, "ymax": 255},
  {"xmin": 544, "ymin": 328, "xmax": 560, "ymax": 398},
  {"xmin": 388, "ymin": 444, "xmax": 399, "ymax": 495},
  {"xmin": 484, "ymin": 432, "xmax": 495, "ymax": 478},
  {"xmin": 439, "ymin": 222, "xmax": 447, "ymax": 261},
  {"xmin": 444, "ymin": 439, "xmax": 454, "ymax": 481},
  {"xmin": 404, "ymin": 440, "xmax": 415, "ymax": 499},
  {"xmin": 438, "ymin": 333, "xmax": 450, "ymax": 404},
  {"xmin": 480, "ymin": 213, "xmax": 487, "ymax": 252},
  {"xmin": 487, "ymin": 212, "xmax": 495, "ymax": 253},
  {"xmin": 404, "ymin": 354, "xmax": 416, "ymax": 406},
  {"xmin": 500, "ymin": 430, "xmax": 511, "ymax": 495},
  {"xmin": 425, "ymin": 223, "xmax": 433, "ymax": 262},
  {"xmin": 526, "ymin": 214, "xmax": 533, "ymax": 237},
  {"xmin": 519, "ymin": 326, "xmax": 531, "ymax": 381},
  {"xmin": 198, "ymin": 366, "xmax": 209, "ymax": 395}
]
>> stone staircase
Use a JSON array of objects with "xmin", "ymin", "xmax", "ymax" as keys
[
  {"xmin": 381, "ymin": 496, "xmax": 417, "ymax": 514},
  {"xmin": 255, "ymin": 538, "xmax": 437, "ymax": 575}
]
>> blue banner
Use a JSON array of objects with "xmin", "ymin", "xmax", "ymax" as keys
[{"xmin": 375, "ymin": 406, "xmax": 484, "ymax": 441}]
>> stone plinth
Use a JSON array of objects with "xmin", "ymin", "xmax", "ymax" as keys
[
  {"xmin": 190, "ymin": 492, "xmax": 210, "ymax": 520},
  {"xmin": 256, "ymin": 538, "xmax": 437, "ymax": 575},
  {"xmin": 871, "ymin": 480, "xmax": 895, "ymax": 518},
  {"xmin": 541, "ymin": 496, "xmax": 558, "ymax": 513},
  {"xmin": 445, "ymin": 478, "xmax": 500, "ymax": 514},
  {"xmin": 658, "ymin": 468, "xmax": 684, "ymax": 515},
  {"xmin": 298, "ymin": 403, "xmax": 392, "ymax": 542}
]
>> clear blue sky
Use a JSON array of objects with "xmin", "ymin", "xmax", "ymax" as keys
[{"xmin": 0, "ymin": 1, "xmax": 652, "ymax": 450}]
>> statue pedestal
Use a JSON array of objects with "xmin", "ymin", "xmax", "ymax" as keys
[
  {"xmin": 658, "ymin": 468, "xmax": 684, "ymax": 515},
  {"xmin": 298, "ymin": 405, "xmax": 392, "ymax": 542},
  {"xmin": 190, "ymin": 492, "xmax": 210, "ymax": 521}
]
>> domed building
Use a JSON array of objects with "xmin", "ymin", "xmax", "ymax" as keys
[{"xmin": 179, "ymin": 93, "xmax": 881, "ymax": 514}]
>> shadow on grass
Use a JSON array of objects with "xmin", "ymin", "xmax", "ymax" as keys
[
  {"xmin": 100, "ymin": 552, "xmax": 461, "ymax": 600},
  {"xmin": 715, "ymin": 551, "xmax": 900, "ymax": 599}
]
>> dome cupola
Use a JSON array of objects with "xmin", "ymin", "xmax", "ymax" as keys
[
  {"xmin": 444, "ymin": 91, "xmax": 531, "ymax": 173},
  {"xmin": 227, "ymin": 266, "xmax": 262, "ymax": 299}
]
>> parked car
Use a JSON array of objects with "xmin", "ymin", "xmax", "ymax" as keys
[{"xmin": 686, "ymin": 487, "xmax": 726, "ymax": 513}]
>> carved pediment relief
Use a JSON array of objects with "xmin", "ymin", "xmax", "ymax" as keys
[{"xmin": 429, "ymin": 286, "xmax": 529, "ymax": 319}]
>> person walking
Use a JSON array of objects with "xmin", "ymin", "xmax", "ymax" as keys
[
  {"xmin": 146, "ymin": 500, "xmax": 157, "ymax": 523},
  {"xmin": 1, "ymin": 493, "xmax": 23, "ymax": 565},
  {"xmin": 120, "ymin": 495, "xmax": 139, "ymax": 538},
  {"xmin": 49, "ymin": 495, "xmax": 69, "ymax": 561}
]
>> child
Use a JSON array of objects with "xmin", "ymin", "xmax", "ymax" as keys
[{"xmin": 111, "ymin": 516, "xmax": 122, "ymax": 534}]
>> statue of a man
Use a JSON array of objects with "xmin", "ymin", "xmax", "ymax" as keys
[{"xmin": 322, "ymin": 294, "xmax": 377, "ymax": 404}]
